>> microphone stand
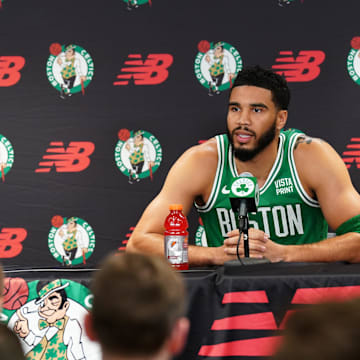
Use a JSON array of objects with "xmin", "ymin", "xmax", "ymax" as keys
[
  {"xmin": 239, "ymin": 214, "xmax": 249, "ymax": 258},
  {"xmin": 224, "ymin": 205, "xmax": 270, "ymax": 274}
]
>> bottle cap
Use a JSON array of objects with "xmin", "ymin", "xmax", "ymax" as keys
[{"xmin": 169, "ymin": 204, "xmax": 183, "ymax": 211}]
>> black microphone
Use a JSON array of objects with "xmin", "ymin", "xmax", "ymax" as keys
[{"xmin": 229, "ymin": 172, "xmax": 259, "ymax": 258}]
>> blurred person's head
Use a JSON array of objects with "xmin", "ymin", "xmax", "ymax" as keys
[
  {"xmin": 85, "ymin": 252, "xmax": 189, "ymax": 360},
  {"xmin": 0, "ymin": 324, "xmax": 25, "ymax": 360},
  {"xmin": 273, "ymin": 298, "xmax": 360, "ymax": 360}
]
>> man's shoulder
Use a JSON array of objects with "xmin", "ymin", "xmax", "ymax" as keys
[
  {"xmin": 173, "ymin": 137, "xmax": 220, "ymax": 184},
  {"xmin": 293, "ymin": 133, "xmax": 344, "ymax": 188},
  {"xmin": 293, "ymin": 134, "xmax": 331, "ymax": 157},
  {"xmin": 182, "ymin": 137, "xmax": 219, "ymax": 163}
]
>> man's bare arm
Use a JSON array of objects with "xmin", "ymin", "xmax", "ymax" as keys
[
  {"xmin": 265, "ymin": 138, "xmax": 360, "ymax": 263},
  {"xmin": 126, "ymin": 141, "xmax": 237, "ymax": 266}
]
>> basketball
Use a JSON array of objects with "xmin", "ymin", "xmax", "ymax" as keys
[
  {"xmin": 3, "ymin": 278, "xmax": 29, "ymax": 310},
  {"xmin": 351, "ymin": 37, "xmax": 360, "ymax": 50},
  {"xmin": 198, "ymin": 40, "xmax": 211, "ymax": 53},
  {"xmin": 49, "ymin": 42, "xmax": 63, "ymax": 56},
  {"xmin": 51, "ymin": 215, "xmax": 64, "ymax": 228},
  {"xmin": 118, "ymin": 128, "xmax": 131, "ymax": 141}
]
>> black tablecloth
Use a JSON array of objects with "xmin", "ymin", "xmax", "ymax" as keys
[{"xmin": 5, "ymin": 262, "xmax": 360, "ymax": 360}]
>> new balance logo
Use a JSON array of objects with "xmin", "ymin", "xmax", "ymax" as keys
[
  {"xmin": 198, "ymin": 286, "xmax": 360, "ymax": 357},
  {"xmin": 113, "ymin": 54, "xmax": 173, "ymax": 85},
  {"xmin": 0, "ymin": 56, "xmax": 25, "ymax": 86},
  {"xmin": 119, "ymin": 226, "xmax": 135, "ymax": 252},
  {"xmin": 342, "ymin": 138, "xmax": 360, "ymax": 169},
  {"xmin": 35, "ymin": 141, "xmax": 95, "ymax": 173},
  {"xmin": 272, "ymin": 50, "xmax": 325, "ymax": 82},
  {"xmin": 0, "ymin": 228, "xmax": 27, "ymax": 258}
]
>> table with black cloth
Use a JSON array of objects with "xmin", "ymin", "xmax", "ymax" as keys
[{"xmin": 4, "ymin": 262, "xmax": 360, "ymax": 360}]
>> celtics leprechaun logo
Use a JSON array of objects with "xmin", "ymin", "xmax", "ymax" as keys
[
  {"xmin": 46, "ymin": 43, "xmax": 94, "ymax": 99},
  {"xmin": 0, "ymin": 134, "xmax": 14, "ymax": 182},
  {"xmin": 4, "ymin": 278, "xmax": 100, "ymax": 360},
  {"xmin": 347, "ymin": 36, "xmax": 360, "ymax": 85},
  {"xmin": 194, "ymin": 40, "xmax": 243, "ymax": 96},
  {"xmin": 115, "ymin": 129, "xmax": 162, "ymax": 184},
  {"xmin": 123, "ymin": 0, "xmax": 152, "ymax": 10},
  {"xmin": 48, "ymin": 216, "xmax": 95, "ymax": 267}
]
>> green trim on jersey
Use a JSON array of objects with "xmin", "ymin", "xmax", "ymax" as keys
[{"xmin": 195, "ymin": 129, "xmax": 328, "ymax": 247}]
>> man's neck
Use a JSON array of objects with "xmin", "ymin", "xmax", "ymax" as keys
[{"xmin": 234, "ymin": 136, "xmax": 280, "ymax": 188}]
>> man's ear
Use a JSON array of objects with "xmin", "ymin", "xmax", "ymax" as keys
[
  {"xmin": 276, "ymin": 110, "xmax": 288, "ymax": 130},
  {"xmin": 64, "ymin": 301, "xmax": 70, "ymax": 311},
  {"xmin": 84, "ymin": 312, "xmax": 98, "ymax": 342},
  {"xmin": 168, "ymin": 317, "xmax": 190, "ymax": 356}
]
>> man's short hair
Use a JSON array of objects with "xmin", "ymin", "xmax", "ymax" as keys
[
  {"xmin": 232, "ymin": 65, "xmax": 290, "ymax": 110},
  {"xmin": 0, "ymin": 324, "xmax": 25, "ymax": 360},
  {"xmin": 91, "ymin": 252, "xmax": 186, "ymax": 357},
  {"xmin": 273, "ymin": 299, "xmax": 360, "ymax": 360}
]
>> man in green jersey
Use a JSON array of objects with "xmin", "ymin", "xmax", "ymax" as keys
[{"xmin": 127, "ymin": 66, "xmax": 360, "ymax": 265}]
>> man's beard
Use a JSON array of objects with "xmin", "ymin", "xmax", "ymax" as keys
[{"xmin": 227, "ymin": 121, "xmax": 277, "ymax": 162}]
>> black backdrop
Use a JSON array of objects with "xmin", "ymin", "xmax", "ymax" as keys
[{"xmin": 1, "ymin": 0, "xmax": 360, "ymax": 269}]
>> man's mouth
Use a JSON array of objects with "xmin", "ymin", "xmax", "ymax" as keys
[
  {"xmin": 234, "ymin": 130, "xmax": 255, "ymax": 144},
  {"xmin": 40, "ymin": 309, "xmax": 56, "ymax": 317}
]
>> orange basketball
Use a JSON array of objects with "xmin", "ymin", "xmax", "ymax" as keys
[
  {"xmin": 198, "ymin": 40, "xmax": 211, "ymax": 53},
  {"xmin": 351, "ymin": 37, "xmax": 360, "ymax": 50},
  {"xmin": 118, "ymin": 128, "xmax": 131, "ymax": 141},
  {"xmin": 49, "ymin": 42, "xmax": 63, "ymax": 56},
  {"xmin": 51, "ymin": 215, "xmax": 64, "ymax": 228},
  {"xmin": 3, "ymin": 278, "xmax": 29, "ymax": 310}
]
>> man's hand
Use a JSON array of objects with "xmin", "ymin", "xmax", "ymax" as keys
[
  {"xmin": 14, "ymin": 309, "xmax": 30, "ymax": 338},
  {"xmin": 262, "ymin": 237, "xmax": 287, "ymax": 263},
  {"xmin": 224, "ymin": 228, "xmax": 267, "ymax": 259},
  {"xmin": 224, "ymin": 228, "xmax": 286, "ymax": 262}
]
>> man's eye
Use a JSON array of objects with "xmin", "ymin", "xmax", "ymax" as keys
[
  {"xmin": 230, "ymin": 107, "xmax": 240, "ymax": 112},
  {"xmin": 253, "ymin": 108, "xmax": 262, "ymax": 113}
]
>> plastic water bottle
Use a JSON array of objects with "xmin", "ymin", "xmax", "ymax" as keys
[{"xmin": 164, "ymin": 204, "xmax": 189, "ymax": 270}]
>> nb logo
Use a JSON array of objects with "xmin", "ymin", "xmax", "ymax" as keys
[
  {"xmin": 272, "ymin": 50, "xmax": 325, "ymax": 82},
  {"xmin": 35, "ymin": 141, "xmax": 95, "ymax": 173},
  {"xmin": 0, "ymin": 228, "xmax": 27, "ymax": 258},
  {"xmin": 0, "ymin": 56, "xmax": 26, "ymax": 87},
  {"xmin": 221, "ymin": 185, "xmax": 230, "ymax": 195},
  {"xmin": 199, "ymin": 286, "xmax": 360, "ymax": 357},
  {"xmin": 113, "ymin": 54, "xmax": 173, "ymax": 86},
  {"xmin": 342, "ymin": 138, "xmax": 360, "ymax": 169},
  {"xmin": 119, "ymin": 226, "xmax": 135, "ymax": 252}
]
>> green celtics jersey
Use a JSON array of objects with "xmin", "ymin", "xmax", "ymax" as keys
[{"xmin": 195, "ymin": 129, "xmax": 328, "ymax": 247}]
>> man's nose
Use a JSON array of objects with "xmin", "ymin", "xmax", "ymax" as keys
[{"xmin": 235, "ymin": 109, "xmax": 251, "ymax": 126}]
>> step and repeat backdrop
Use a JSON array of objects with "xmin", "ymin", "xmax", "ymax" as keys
[{"xmin": 0, "ymin": 0, "xmax": 360, "ymax": 270}]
